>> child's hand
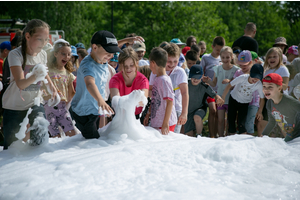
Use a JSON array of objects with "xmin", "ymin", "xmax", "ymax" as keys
[
  {"xmin": 27, "ymin": 64, "xmax": 49, "ymax": 84},
  {"xmin": 48, "ymin": 92, "xmax": 61, "ymax": 107},
  {"xmin": 222, "ymin": 79, "xmax": 230, "ymax": 84},
  {"xmin": 256, "ymin": 112, "xmax": 263, "ymax": 121},
  {"xmin": 137, "ymin": 101, "xmax": 144, "ymax": 107},
  {"xmin": 202, "ymin": 76, "xmax": 211, "ymax": 83},
  {"xmin": 98, "ymin": 101, "xmax": 114, "ymax": 116},
  {"xmin": 216, "ymin": 96, "xmax": 224, "ymax": 107},
  {"xmin": 178, "ymin": 113, "xmax": 187, "ymax": 125},
  {"xmin": 161, "ymin": 123, "xmax": 169, "ymax": 135},
  {"xmin": 127, "ymin": 36, "xmax": 145, "ymax": 45}
]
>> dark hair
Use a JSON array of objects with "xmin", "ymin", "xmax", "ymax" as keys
[
  {"xmin": 138, "ymin": 65, "xmax": 151, "ymax": 80},
  {"xmin": 149, "ymin": 47, "xmax": 168, "ymax": 68},
  {"xmin": 186, "ymin": 35, "xmax": 196, "ymax": 47},
  {"xmin": 126, "ymin": 33, "xmax": 136, "ymax": 38},
  {"xmin": 21, "ymin": 19, "xmax": 50, "ymax": 69},
  {"xmin": 185, "ymin": 50, "xmax": 198, "ymax": 61},
  {"xmin": 77, "ymin": 49, "xmax": 88, "ymax": 59},
  {"xmin": 11, "ymin": 30, "xmax": 23, "ymax": 47},
  {"xmin": 212, "ymin": 36, "xmax": 225, "ymax": 47},
  {"xmin": 118, "ymin": 47, "xmax": 139, "ymax": 77},
  {"xmin": 159, "ymin": 41, "xmax": 169, "ymax": 48},
  {"xmin": 190, "ymin": 45, "xmax": 200, "ymax": 53},
  {"xmin": 162, "ymin": 43, "xmax": 180, "ymax": 57}
]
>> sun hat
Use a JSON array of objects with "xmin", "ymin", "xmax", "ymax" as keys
[
  {"xmin": 75, "ymin": 43, "xmax": 85, "ymax": 49},
  {"xmin": 273, "ymin": 37, "xmax": 288, "ymax": 47},
  {"xmin": 262, "ymin": 73, "xmax": 283, "ymax": 86},
  {"xmin": 170, "ymin": 38, "xmax": 186, "ymax": 45},
  {"xmin": 250, "ymin": 64, "xmax": 264, "ymax": 81},
  {"xmin": 91, "ymin": 30, "xmax": 122, "ymax": 53},
  {"xmin": 71, "ymin": 45, "xmax": 78, "ymax": 58},
  {"xmin": 189, "ymin": 64, "xmax": 203, "ymax": 79},
  {"xmin": 237, "ymin": 50, "xmax": 252, "ymax": 65},
  {"xmin": 132, "ymin": 41, "xmax": 146, "ymax": 52}
]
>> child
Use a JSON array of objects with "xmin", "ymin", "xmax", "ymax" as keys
[
  {"xmin": 286, "ymin": 45, "xmax": 298, "ymax": 64},
  {"xmin": 133, "ymin": 41, "xmax": 147, "ymax": 62},
  {"xmin": 148, "ymin": 47, "xmax": 177, "ymax": 134},
  {"xmin": 108, "ymin": 52, "xmax": 119, "ymax": 72},
  {"xmin": 202, "ymin": 46, "xmax": 239, "ymax": 137},
  {"xmin": 185, "ymin": 64, "xmax": 224, "ymax": 137},
  {"xmin": 221, "ymin": 64, "xmax": 265, "ymax": 135},
  {"xmin": 77, "ymin": 48, "xmax": 88, "ymax": 65},
  {"xmin": 261, "ymin": 73, "xmax": 300, "ymax": 142},
  {"xmin": 149, "ymin": 43, "xmax": 189, "ymax": 133},
  {"xmin": 199, "ymin": 36, "xmax": 225, "ymax": 138},
  {"xmin": 2, "ymin": 19, "xmax": 59, "ymax": 149},
  {"xmin": 43, "ymin": 39, "xmax": 77, "ymax": 137},
  {"xmin": 71, "ymin": 45, "xmax": 79, "ymax": 76},
  {"xmin": 190, "ymin": 45, "xmax": 201, "ymax": 63},
  {"xmin": 184, "ymin": 50, "xmax": 198, "ymax": 77},
  {"xmin": 0, "ymin": 41, "xmax": 11, "ymax": 75},
  {"xmin": 198, "ymin": 41, "xmax": 207, "ymax": 60}
]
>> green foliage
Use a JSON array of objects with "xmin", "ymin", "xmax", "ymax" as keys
[{"xmin": 0, "ymin": 1, "xmax": 299, "ymax": 56}]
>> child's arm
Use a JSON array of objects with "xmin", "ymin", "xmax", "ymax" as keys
[
  {"xmin": 117, "ymin": 36, "xmax": 145, "ymax": 48},
  {"xmin": 10, "ymin": 66, "xmax": 37, "ymax": 90},
  {"xmin": 161, "ymin": 99, "xmax": 173, "ymax": 135},
  {"xmin": 178, "ymin": 83, "xmax": 189, "ymax": 125},
  {"xmin": 221, "ymin": 83, "xmax": 232, "ymax": 101},
  {"xmin": 67, "ymin": 80, "xmax": 76, "ymax": 103},
  {"xmin": 215, "ymin": 94, "xmax": 224, "ymax": 107},
  {"xmin": 256, "ymin": 98, "xmax": 265, "ymax": 121},
  {"xmin": 85, "ymin": 76, "xmax": 114, "ymax": 115},
  {"xmin": 202, "ymin": 74, "xmax": 217, "ymax": 87}
]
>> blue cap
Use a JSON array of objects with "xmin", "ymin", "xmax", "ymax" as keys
[
  {"xmin": 0, "ymin": 41, "xmax": 11, "ymax": 51},
  {"xmin": 75, "ymin": 43, "xmax": 85, "ymax": 49},
  {"xmin": 71, "ymin": 46, "xmax": 78, "ymax": 58},
  {"xmin": 170, "ymin": 38, "xmax": 186, "ymax": 45},
  {"xmin": 110, "ymin": 52, "xmax": 119, "ymax": 62},
  {"xmin": 189, "ymin": 64, "xmax": 203, "ymax": 79}
]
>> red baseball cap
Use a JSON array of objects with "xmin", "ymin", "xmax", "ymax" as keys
[
  {"xmin": 182, "ymin": 46, "xmax": 190, "ymax": 56},
  {"xmin": 262, "ymin": 73, "xmax": 283, "ymax": 86}
]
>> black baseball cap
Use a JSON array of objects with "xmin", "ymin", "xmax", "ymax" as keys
[
  {"xmin": 91, "ymin": 30, "xmax": 122, "ymax": 53},
  {"xmin": 189, "ymin": 64, "xmax": 203, "ymax": 79},
  {"xmin": 250, "ymin": 64, "xmax": 264, "ymax": 81}
]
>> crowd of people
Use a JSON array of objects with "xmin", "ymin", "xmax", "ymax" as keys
[{"xmin": 0, "ymin": 19, "xmax": 300, "ymax": 150}]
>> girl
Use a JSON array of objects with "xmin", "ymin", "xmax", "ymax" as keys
[
  {"xmin": 43, "ymin": 39, "xmax": 76, "ymax": 137},
  {"xmin": 257, "ymin": 47, "xmax": 291, "ymax": 135},
  {"xmin": 198, "ymin": 41, "xmax": 207, "ymax": 60},
  {"xmin": 71, "ymin": 45, "xmax": 79, "ymax": 76},
  {"xmin": 2, "ymin": 19, "xmax": 58, "ymax": 149},
  {"xmin": 261, "ymin": 73, "xmax": 300, "ymax": 142},
  {"xmin": 109, "ymin": 47, "xmax": 149, "ymax": 119},
  {"xmin": 202, "ymin": 46, "xmax": 239, "ymax": 137}
]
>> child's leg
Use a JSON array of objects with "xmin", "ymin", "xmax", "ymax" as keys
[
  {"xmin": 227, "ymin": 95, "xmax": 238, "ymax": 134},
  {"xmin": 174, "ymin": 111, "xmax": 182, "ymax": 133},
  {"xmin": 236, "ymin": 102, "xmax": 249, "ymax": 134},
  {"xmin": 28, "ymin": 105, "xmax": 47, "ymax": 146},
  {"xmin": 44, "ymin": 103, "xmax": 61, "ymax": 137},
  {"xmin": 208, "ymin": 99, "xmax": 217, "ymax": 138},
  {"xmin": 245, "ymin": 105, "xmax": 259, "ymax": 135},
  {"xmin": 217, "ymin": 108, "xmax": 226, "ymax": 137},
  {"xmin": 184, "ymin": 113, "xmax": 196, "ymax": 137},
  {"xmin": 193, "ymin": 115, "xmax": 203, "ymax": 136},
  {"xmin": 99, "ymin": 115, "xmax": 106, "ymax": 128}
]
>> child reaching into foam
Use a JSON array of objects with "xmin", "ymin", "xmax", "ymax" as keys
[
  {"xmin": 147, "ymin": 47, "xmax": 177, "ymax": 134},
  {"xmin": 202, "ymin": 46, "xmax": 239, "ymax": 137},
  {"xmin": 43, "ymin": 39, "xmax": 77, "ymax": 137},
  {"xmin": 261, "ymin": 73, "xmax": 300, "ymax": 142},
  {"xmin": 2, "ymin": 19, "xmax": 59, "ymax": 149}
]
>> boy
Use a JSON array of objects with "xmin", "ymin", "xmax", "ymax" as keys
[
  {"xmin": 0, "ymin": 41, "xmax": 11, "ymax": 75},
  {"xmin": 148, "ymin": 47, "xmax": 177, "ymax": 134},
  {"xmin": 185, "ymin": 65, "xmax": 224, "ymax": 137},
  {"xmin": 170, "ymin": 38, "xmax": 186, "ymax": 67},
  {"xmin": 149, "ymin": 43, "xmax": 189, "ymax": 133},
  {"xmin": 261, "ymin": 73, "xmax": 300, "ymax": 142},
  {"xmin": 286, "ymin": 45, "xmax": 298, "ymax": 64},
  {"xmin": 133, "ymin": 41, "xmax": 147, "ymax": 61},
  {"xmin": 199, "ymin": 36, "xmax": 225, "ymax": 138},
  {"xmin": 185, "ymin": 50, "xmax": 198, "ymax": 69}
]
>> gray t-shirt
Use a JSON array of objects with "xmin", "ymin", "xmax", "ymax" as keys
[
  {"xmin": 188, "ymin": 81, "xmax": 216, "ymax": 114},
  {"xmin": 262, "ymin": 94, "xmax": 300, "ymax": 142}
]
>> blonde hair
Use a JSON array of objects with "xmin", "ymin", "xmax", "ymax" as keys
[
  {"xmin": 118, "ymin": 47, "xmax": 139, "ymax": 77},
  {"xmin": 48, "ymin": 42, "xmax": 74, "ymax": 73},
  {"xmin": 263, "ymin": 47, "xmax": 283, "ymax": 71},
  {"xmin": 220, "ymin": 46, "xmax": 236, "ymax": 65}
]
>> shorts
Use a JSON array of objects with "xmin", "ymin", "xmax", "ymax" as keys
[
  {"xmin": 44, "ymin": 101, "xmax": 75, "ymax": 137},
  {"xmin": 217, "ymin": 104, "xmax": 228, "ymax": 111},
  {"xmin": 184, "ymin": 108, "xmax": 207, "ymax": 133},
  {"xmin": 159, "ymin": 124, "xmax": 176, "ymax": 132},
  {"xmin": 206, "ymin": 96, "xmax": 215, "ymax": 104}
]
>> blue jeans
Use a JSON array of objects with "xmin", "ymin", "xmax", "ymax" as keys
[
  {"xmin": 245, "ymin": 105, "xmax": 259, "ymax": 134},
  {"xmin": 3, "ymin": 105, "xmax": 45, "ymax": 150}
]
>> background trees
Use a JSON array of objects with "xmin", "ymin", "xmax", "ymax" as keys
[{"xmin": 0, "ymin": 1, "xmax": 298, "ymax": 56}]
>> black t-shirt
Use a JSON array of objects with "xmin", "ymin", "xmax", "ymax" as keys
[{"xmin": 232, "ymin": 36, "xmax": 259, "ymax": 54}]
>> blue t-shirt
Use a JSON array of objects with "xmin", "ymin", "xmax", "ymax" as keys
[{"xmin": 71, "ymin": 55, "xmax": 108, "ymax": 116}]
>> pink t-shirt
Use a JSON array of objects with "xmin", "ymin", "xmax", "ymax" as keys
[
  {"xmin": 109, "ymin": 71, "xmax": 149, "ymax": 115},
  {"xmin": 151, "ymin": 75, "xmax": 177, "ymax": 128}
]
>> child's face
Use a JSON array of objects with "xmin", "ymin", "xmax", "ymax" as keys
[
  {"xmin": 54, "ymin": 46, "xmax": 71, "ymax": 68},
  {"xmin": 93, "ymin": 44, "xmax": 114, "ymax": 64},
  {"xmin": 190, "ymin": 38, "xmax": 197, "ymax": 46},
  {"xmin": 166, "ymin": 56, "xmax": 179, "ymax": 71},
  {"xmin": 220, "ymin": 52, "xmax": 232, "ymax": 65},
  {"xmin": 136, "ymin": 50, "xmax": 146, "ymax": 60},
  {"xmin": 287, "ymin": 53, "xmax": 298, "ymax": 62},
  {"xmin": 267, "ymin": 52, "xmax": 280, "ymax": 69},
  {"xmin": 122, "ymin": 58, "xmax": 137, "ymax": 77},
  {"xmin": 191, "ymin": 77, "xmax": 202, "ymax": 85},
  {"xmin": 26, "ymin": 27, "xmax": 49, "ymax": 54},
  {"xmin": 248, "ymin": 77, "xmax": 260, "ymax": 84},
  {"xmin": 239, "ymin": 61, "xmax": 252, "ymax": 73},
  {"xmin": 108, "ymin": 61, "xmax": 118, "ymax": 69},
  {"xmin": 263, "ymin": 82, "xmax": 281, "ymax": 100},
  {"xmin": 200, "ymin": 45, "xmax": 206, "ymax": 55},
  {"xmin": 186, "ymin": 59, "xmax": 197, "ymax": 69},
  {"xmin": 211, "ymin": 45, "xmax": 223, "ymax": 57}
]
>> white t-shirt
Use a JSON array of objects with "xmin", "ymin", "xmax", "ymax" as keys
[
  {"xmin": 230, "ymin": 74, "xmax": 264, "ymax": 103},
  {"xmin": 200, "ymin": 54, "xmax": 221, "ymax": 91},
  {"xmin": 149, "ymin": 66, "xmax": 187, "ymax": 112},
  {"xmin": 214, "ymin": 64, "xmax": 239, "ymax": 104},
  {"xmin": 264, "ymin": 65, "xmax": 290, "ymax": 94},
  {"xmin": 104, "ymin": 64, "xmax": 116, "ymax": 101}
]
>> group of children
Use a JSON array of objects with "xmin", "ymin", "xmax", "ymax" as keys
[{"xmin": 1, "ymin": 19, "xmax": 300, "ymax": 150}]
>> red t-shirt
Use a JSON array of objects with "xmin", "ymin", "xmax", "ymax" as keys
[
  {"xmin": 0, "ymin": 58, "xmax": 3, "ymax": 74},
  {"xmin": 109, "ymin": 71, "xmax": 149, "ymax": 115}
]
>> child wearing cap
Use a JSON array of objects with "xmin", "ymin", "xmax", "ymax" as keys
[
  {"xmin": 132, "ymin": 41, "xmax": 147, "ymax": 62},
  {"xmin": 221, "ymin": 64, "xmax": 265, "ymax": 135},
  {"xmin": 108, "ymin": 52, "xmax": 119, "ymax": 72},
  {"xmin": 184, "ymin": 50, "xmax": 198, "ymax": 77},
  {"xmin": 199, "ymin": 36, "xmax": 225, "ymax": 138},
  {"xmin": 286, "ymin": 45, "xmax": 298, "ymax": 64},
  {"xmin": 261, "ymin": 73, "xmax": 300, "ymax": 142},
  {"xmin": 147, "ymin": 47, "xmax": 177, "ymax": 134},
  {"xmin": 170, "ymin": 38, "xmax": 186, "ymax": 68},
  {"xmin": 0, "ymin": 41, "xmax": 11, "ymax": 75},
  {"xmin": 185, "ymin": 64, "xmax": 224, "ymax": 137}
]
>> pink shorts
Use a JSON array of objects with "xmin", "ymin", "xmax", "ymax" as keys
[
  {"xmin": 206, "ymin": 97, "xmax": 215, "ymax": 104},
  {"xmin": 217, "ymin": 104, "xmax": 228, "ymax": 111}
]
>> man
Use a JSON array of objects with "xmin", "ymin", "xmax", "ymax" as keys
[{"xmin": 232, "ymin": 22, "xmax": 259, "ymax": 54}]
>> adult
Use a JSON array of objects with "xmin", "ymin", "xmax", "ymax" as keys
[
  {"xmin": 273, "ymin": 37, "xmax": 288, "ymax": 54},
  {"xmin": 232, "ymin": 22, "xmax": 259, "ymax": 54},
  {"xmin": 109, "ymin": 47, "xmax": 149, "ymax": 119}
]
